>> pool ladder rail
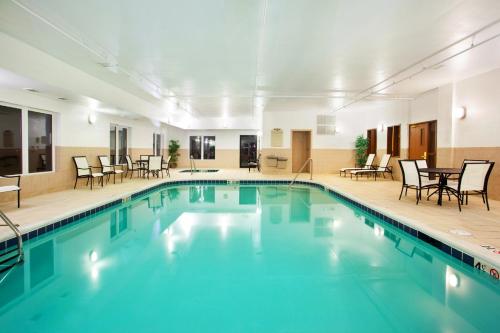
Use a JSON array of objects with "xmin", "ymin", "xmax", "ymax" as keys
[
  {"xmin": 289, "ymin": 158, "xmax": 313, "ymax": 188},
  {"xmin": 189, "ymin": 155, "xmax": 197, "ymax": 174},
  {"xmin": 0, "ymin": 210, "xmax": 24, "ymax": 274}
]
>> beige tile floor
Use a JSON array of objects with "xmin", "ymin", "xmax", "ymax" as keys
[{"xmin": 1, "ymin": 168, "xmax": 500, "ymax": 269}]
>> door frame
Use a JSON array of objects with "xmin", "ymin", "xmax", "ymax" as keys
[
  {"xmin": 408, "ymin": 120, "xmax": 437, "ymax": 167},
  {"xmin": 291, "ymin": 129, "xmax": 312, "ymax": 173},
  {"xmin": 239, "ymin": 135, "xmax": 258, "ymax": 168}
]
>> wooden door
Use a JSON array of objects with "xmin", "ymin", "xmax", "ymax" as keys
[
  {"xmin": 408, "ymin": 121, "xmax": 437, "ymax": 167},
  {"xmin": 367, "ymin": 129, "xmax": 377, "ymax": 155},
  {"xmin": 292, "ymin": 131, "xmax": 311, "ymax": 172}
]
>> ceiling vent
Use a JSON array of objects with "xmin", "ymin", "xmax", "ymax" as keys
[{"xmin": 23, "ymin": 88, "xmax": 40, "ymax": 93}]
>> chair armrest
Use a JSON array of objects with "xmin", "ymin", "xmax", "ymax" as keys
[{"xmin": 0, "ymin": 174, "xmax": 21, "ymax": 186}]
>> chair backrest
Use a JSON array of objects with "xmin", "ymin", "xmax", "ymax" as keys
[
  {"xmin": 459, "ymin": 162, "xmax": 494, "ymax": 192},
  {"xmin": 140, "ymin": 155, "xmax": 150, "ymax": 161},
  {"xmin": 461, "ymin": 159, "xmax": 489, "ymax": 168},
  {"xmin": 165, "ymin": 155, "xmax": 172, "ymax": 166},
  {"xmin": 148, "ymin": 155, "xmax": 162, "ymax": 171},
  {"xmin": 125, "ymin": 155, "xmax": 133, "ymax": 169},
  {"xmin": 399, "ymin": 160, "xmax": 420, "ymax": 187},
  {"xmin": 73, "ymin": 156, "xmax": 90, "ymax": 176},
  {"xmin": 377, "ymin": 154, "xmax": 391, "ymax": 171},
  {"xmin": 415, "ymin": 159, "xmax": 429, "ymax": 176},
  {"xmin": 98, "ymin": 156, "xmax": 112, "ymax": 173},
  {"xmin": 364, "ymin": 153, "xmax": 375, "ymax": 168}
]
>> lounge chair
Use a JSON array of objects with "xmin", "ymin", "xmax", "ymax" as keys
[
  {"xmin": 350, "ymin": 154, "xmax": 393, "ymax": 180},
  {"xmin": 72, "ymin": 156, "xmax": 104, "ymax": 190},
  {"xmin": 445, "ymin": 161, "xmax": 495, "ymax": 211},
  {"xmin": 398, "ymin": 160, "xmax": 438, "ymax": 204},
  {"xmin": 146, "ymin": 155, "xmax": 163, "ymax": 179},
  {"xmin": 98, "ymin": 155, "xmax": 125, "ymax": 184},
  {"xmin": 0, "ymin": 175, "xmax": 21, "ymax": 208},
  {"xmin": 340, "ymin": 153, "xmax": 375, "ymax": 177}
]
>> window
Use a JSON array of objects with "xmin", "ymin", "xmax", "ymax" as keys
[
  {"xmin": 387, "ymin": 125, "xmax": 401, "ymax": 157},
  {"xmin": 190, "ymin": 135, "xmax": 215, "ymax": 160},
  {"xmin": 153, "ymin": 133, "xmax": 162, "ymax": 156},
  {"xmin": 189, "ymin": 136, "xmax": 202, "ymax": 159},
  {"xmin": 28, "ymin": 111, "xmax": 53, "ymax": 173},
  {"xmin": 110, "ymin": 125, "xmax": 129, "ymax": 164},
  {"xmin": 367, "ymin": 128, "xmax": 377, "ymax": 155},
  {"xmin": 0, "ymin": 104, "xmax": 54, "ymax": 175},
  {"xmin": 203, "ymin": 136, "xmax": 216, "ymax": 160},
  {"xmin": 0, "ymin": 105, "xmax": 22, "ymax": 174}
]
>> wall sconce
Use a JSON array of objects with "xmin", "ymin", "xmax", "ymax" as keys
[
  {"xmin": 88, "ymin": 112, "xmax": 97, "ymax": 125},
  {"xmin": 454, "ymin": 106, "xmax": 466, "ymax": 119},
  {"xmin": 378, "ymin": 123, "xmax": 385, "ymax": 132}
]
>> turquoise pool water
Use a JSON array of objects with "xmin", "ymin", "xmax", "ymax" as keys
[{"xmin": 0, "ymin": 184, "xmax": 499, "ymax": 332}]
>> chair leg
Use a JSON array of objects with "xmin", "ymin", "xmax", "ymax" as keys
[
  {"xmin": 74, "ymin": 177, "xmax": 78, "ymax": 189},
  {"xmin": 399, "ymin": 185, "xmax": 405, "ymax": 200},
  {"xmin": 485, "ymin": 192, "xmax": 490, "ymax": 211},
  {"xmin": 416, "ymin": 189, "xmax": 420, "ymax": 205},
  {"xmin": 405, "ymin": 188, "xmax": 408, "ymax": 196},
  {"xmin": 17, "ymin": 190, "xmax": 20, "ymax": 208}
]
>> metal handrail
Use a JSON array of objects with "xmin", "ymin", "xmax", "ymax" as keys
[
  {"xmin": 0, "ymin": 210, "xmax": 24, "ymax": 262},
  {"xmin": 289, "ymin": 158, "xmax": 313, "ymax": 187},
  {"xmin": 189, "ymin": 155, "xmax": 197, "ymax": 175}
]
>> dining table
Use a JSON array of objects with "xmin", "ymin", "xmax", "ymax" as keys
[{"xmin": 420, "ymin": 167, "xmax": 461, "ymax": 205}]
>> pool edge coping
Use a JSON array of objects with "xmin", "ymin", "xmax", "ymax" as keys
[{"xmin": 1, "ymin": 178, "xmax": 499, "ymax": 280}]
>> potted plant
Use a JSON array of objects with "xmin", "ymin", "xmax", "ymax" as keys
[
  {"xmin": 168, "ymin": 139, "xmax": 180, "ymax": 168},
  {"xmin": 354, "ymin": 135, "xmax": 369, "ymax": 167}
]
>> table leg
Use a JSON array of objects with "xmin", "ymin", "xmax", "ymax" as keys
[{"xmin": 437, "ymin": 174, "xmax": 444, "ymax": 206}]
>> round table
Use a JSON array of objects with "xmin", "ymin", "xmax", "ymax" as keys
[{"xmin": 420, "ymin": 168, "xmax": 461, "ymax": 205}]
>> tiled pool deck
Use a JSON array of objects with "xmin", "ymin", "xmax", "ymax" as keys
[{"xmin": 1, "ymin": 169, "xmax": 500, "ymax": 278}]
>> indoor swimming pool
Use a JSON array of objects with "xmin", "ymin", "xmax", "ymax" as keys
[{"xmin": 0, "ymin": 183, "xmax": 498, "ymax": 332}]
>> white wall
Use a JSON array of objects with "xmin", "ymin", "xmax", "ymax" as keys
[
  {"xmin": 0, "ymin": 87, "xmax": 168, "ymax": 149},
  {"xmin": 262, "ymin": 99, "xmax": 410, "ymax": 150}
]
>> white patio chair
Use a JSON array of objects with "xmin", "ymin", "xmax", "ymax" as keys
[
  {"xmin": 339, "ymin": 153, "xmax": 375, "ymax": 177},
  {"xmin": 445, "ymin": 162, "xmax": 495, "ymax": 211},
  {"xmin": 72, "ymin": 156, "xmax": 104, "ymax": 190},
  {"xmin": 0, "ymin": 175, "xmax": 21, "ymax": 208},
  {"xmin": 398, "ymin": 160, "xmax": 438, "ymax": 204},
  {"xmin": 146, "ymin": 155, "xmax": 163, "ymax": 179},
  {"xmin": 98, "ymin": 155, "xmax": 124, "ymax": 184}
]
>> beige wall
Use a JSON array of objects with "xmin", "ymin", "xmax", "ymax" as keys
[{"xmin": 175, "ymin": 148, "xmax": 240, "ymax": 169}]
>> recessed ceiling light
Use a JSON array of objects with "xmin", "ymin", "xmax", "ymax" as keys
[{"xmin": 23, "ymin": 88, "xmax": 40, "ymax": 93}]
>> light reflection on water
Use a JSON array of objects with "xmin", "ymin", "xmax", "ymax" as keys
[{"xmin": 0, "ymin": 185, "xmax": 499, "ymax": 333}]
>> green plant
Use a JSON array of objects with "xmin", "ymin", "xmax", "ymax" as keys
[
  {"xmin": 168, "ymin": 139, "xmax": 180, "ymax": 167},
  {"xmin": 354, "ymin": 135, "xmax": 369, "ymax": 167}
]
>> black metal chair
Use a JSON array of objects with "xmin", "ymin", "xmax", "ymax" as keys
[
  {"xmin": 0, "ymin": 175, "xmax": 21, "ymax": 208},
  {"xmin": 98, "ymin": 155, "xmax": 125, "ymax": 184},
  {"xmin": 72, "ymin": 156, "xmax": 104, "ymax": 190},
  {"xmin": 444, "ymin": 161, "xmax": 495, "ymax": 211},
  {"xmin": 398, "ymin": 160, "xmax": 438, "ymax": 204},
  {"xmin": 248, "ymin": 153, "xmax": 261, "ymax": 172}
]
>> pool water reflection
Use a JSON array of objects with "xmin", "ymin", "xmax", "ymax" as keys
[{"xmin": 0, "ymin": 185, "xmax": 499, "ymax": 333}]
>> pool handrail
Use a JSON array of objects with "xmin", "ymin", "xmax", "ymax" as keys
[
  {"xmin": 0, "ymin": 210, "xmax": 24, "ymax": 270},
  {"xmin": 289, "ymin": 158, "xmax": 313, "ymax": 187}
]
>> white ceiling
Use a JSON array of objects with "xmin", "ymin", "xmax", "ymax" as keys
[{"xmin": 0, "ymin": 0, "xmax": 500, "ymax": 119}]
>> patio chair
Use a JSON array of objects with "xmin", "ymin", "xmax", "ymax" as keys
[
  {"xmin": 162, "ymin": 155, "xmax": 171, "ymax": 178},
  {"xmin": 125, "ymin": 155, "xmax": 145, "ymax": 178},
  {"xmin": 0, "ymin": 175, "xmax": 21, "ymax": 208},
  {"xmin": 445, "ymin": 161, "xmax": 495, "ymax": 211},
  {"xmin": 398, "ymin": 160, "xmax": 438, "ymax": 204},
  {"xmin": 72, "ymin": 156, "xmax": 104, "ymax": 190},
  {"xmin": 248, "ymin": 153, "xmax": 261, "ymax": 172},
  {"xmin": 339, "ymin": 153, "xmax": 375, "ymax": 177},
  {"xmin": 350, "ymin": 154, "xmax": 393, "ymax": 180},
  {"xmin": 146, "ymin": 155, "xmax": 163, "ymax": 179},
  {"xmin": 98, "ymin": 155, "xmax": 124, "ymax": 184}
]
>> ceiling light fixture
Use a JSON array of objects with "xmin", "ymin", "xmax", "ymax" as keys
[
  {"xmin": 88, "ymin": 112, "xmax": 97, "ymax": 125},
  {"xmin": 23, "ymin": 88, "xmax": 39, "ymax": 93}
]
